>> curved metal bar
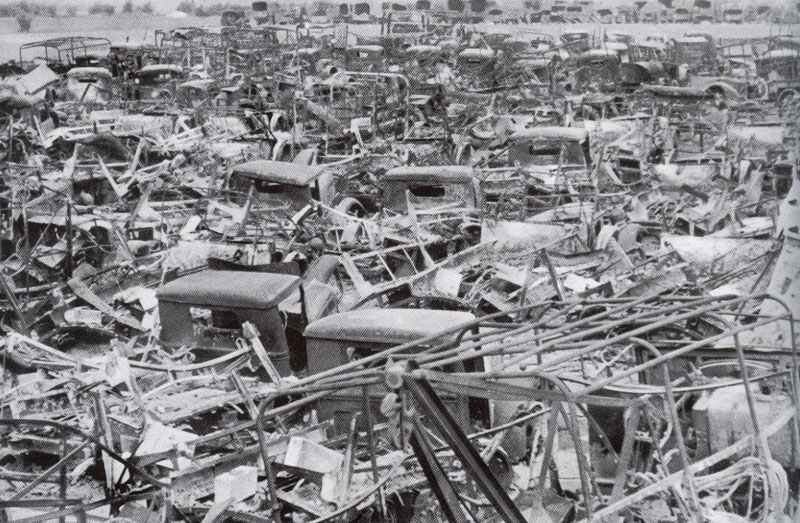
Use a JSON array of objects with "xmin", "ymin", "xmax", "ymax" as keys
[
  {"xmin": 501, "ymin": 294, "xmax": 754, "ymax": 373},
  {"xmin": 629, "ymin": 337, "xmax": 702, "ymax": 521},
  {"xmin": 292, "ymin": 294, "xmax": 726, "ymax": 392},
  {"xmin": 754, "ymin": 294, "xmax": 800, "ymax": 450},
  {"xmin": 515, "ymin": 367, "xmax": 596, "ymax": 518},
  {"xmin": 559, "ymin": 368, "xmax": 789, "ymax": 395},
  {"xmin": 574, "ymin": 314, "xmax": 783, "ymax": 398},
  {"xmin": 426, "ymin": 295, "xmax": 750, "ymax": 372},
  {"xmin": 716, "ymin": 293, "xmax": 798, "ymax": 479}
]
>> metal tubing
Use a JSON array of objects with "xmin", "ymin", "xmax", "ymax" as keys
[
  {"xmin": 575, "ymin": 315, "xmax": 783, "ymax": 398},
  {"xmin": 586, "ymin": 409, "xmax": 796, "ymax": 521},
  {"xmin": 429, "ymin": 295, "xmax": 747, "ymax": 371}
]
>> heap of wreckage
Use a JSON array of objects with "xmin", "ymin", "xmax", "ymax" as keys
[{"xmin": 0, "ymin": 22, "xmax": 799, "ymax": 523}]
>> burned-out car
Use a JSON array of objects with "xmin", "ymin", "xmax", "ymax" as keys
[
  {"xmin": 62, "ymin": 66, "xmax": 113, "ymax": 104},
  {"xmin": 482, "ymin": 126, "xmax": 595, "ymax": 216},
  {"xmin": 176, "ymin": 78, "xmax": 221, "ymax": 108},
  {"xmin": 756, "ymin": 47, "xmax": 800, "ymax": 107},
  {"xmin": 379, "ymin": 165, "xmax": 481, "ymax": 214},
  {"xmin": 131, "ymin": 64, "xmax": 185, "ymax": 101},
  {"xmin": 217, "ymin": 159, "xmax": 368, "ymax": 243},
  {"xmin": 226, "ymin": 159, "xmax": 350, "ymax": 213}
]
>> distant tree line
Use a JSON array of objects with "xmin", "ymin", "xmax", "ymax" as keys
[
  {"xmin": 0, "ymin": 2, "xmax": 57, "ymax": 17},
  {"xmin": 89, "ymin": 1, "xmax": 153, "ymax": 15},
  {"xmin": 88, "ymin": 3, "xmax": 115, "ymax": 15},
  {"xmin": 122, "ymin": 1, "xmax": 154, "ymax": 14},
  {"xmin": 0, "ymin": 1, "xmax": 154, "ymax": 17},
  {"xmin": 176, "ymin": 1, "xmax": 249, "ymax": 17}
]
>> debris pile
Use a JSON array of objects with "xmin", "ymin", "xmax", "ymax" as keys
[{"xmin": 0, "ymin": 20, "xmax": 799, "ymax": 522}]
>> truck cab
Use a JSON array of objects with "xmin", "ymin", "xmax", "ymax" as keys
[
  {"xmin": 157, "ymin": 270, "xmax": 307, "ymax": 374},
  {"xmin": 63, "ymin": 67, "xmax": 112, "ymax": 105},
  {"xmin": 380, "ymin": 166, "xmax": 481, "ymax": 214},
  {"xmin": 132, "ymin": 64, "xmax": 185, "ymax": 100},
  {"xmin": 483, "ymin": 127, "xmax": 593, "ymax": 215},
  {"xmin": 508, "ymin": 127, "xmax": 591, "ymax": 173},
  {"xmin": 228, "ymin": 159, "xmax": 347, "ymax": 213},
  {"xmin": 304, "ymin": 308, "xmax": 489, "ymax": 433},
  {"xmin": 378, "ymin": 166, "xmax": 483, "ymax": 250}
]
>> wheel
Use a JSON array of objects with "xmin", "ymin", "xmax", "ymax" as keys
[
  {"xmin": 750, "ymin": 77, "xmax": 769, "ymax": 100},
  {"xmin": 456, "ymin": 143, "xmax": 473, "ymax": 165},
  {"xmin": 275, "ymin": 144, "xmax": 292, "ymax": 162},
  {"xmin": 778, "ymin": 88, "xmax": 798, "ymax": 108},
  {"xmin": 335, "ymin": 196, "xmax": 367, "ymax": 217},
  {"xmin": 156, "ymin": 89, "xmax": 172, "ymax": 101}
]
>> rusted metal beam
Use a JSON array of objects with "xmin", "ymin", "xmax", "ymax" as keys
[
  {"xmin": 409, "ymin": 415, "xmax": 470, "ymax": 523},
  {"xmin": 396, "ymin": 367, "xmax": 526, "ymax": 523}
]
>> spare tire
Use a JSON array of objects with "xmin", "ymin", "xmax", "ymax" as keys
[{"xmin": 778, "ymin": 88, "xmax": 798, "ymax": 108}]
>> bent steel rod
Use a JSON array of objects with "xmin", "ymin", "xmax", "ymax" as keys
[
  {"xmin": 444, "ymin": 367, "xmax": 789, "ymax": 400},
  {"xmin": 295, "ymin": 299, "xmax": 577, "ymax": 389},
  {"xmin": 302, "ymin": 295, "xmax": 742, "ymax": 391},
  {"xmin": 586, "ymin": 409, "xmax": 796, "ymax": 521},
  {"xmin": 755, "ymin": 294, "xmax": 800, "ymax": 458},
  {"xmin": 506, "ymin": 367, "xmax": 596, "ymax": 516},
  {"xmin": 415, "ymin": 296, "xmax": 690, "ymax": 369},
  {"xmin": 290, "ymin": 294, "xmax": 709, "ymax": 391},
  {"xmin": 630, "ymin": 337, "xmax": 702, "ymax": 521},
  {"xmin": 499, "ymin": 294, "xmax": 754, "ymax": 371},
  {"xmin": 304, "ymin": 295, "xmax": 782, "ymax": 394},
  {"xmin": 575, "ymin": 315, "xmax": 787, "ymax": 398},
  {"xmin": 10, "ymin": 439, "xmax": 91, "ymax": 501},
  {"xmin": 422, "ymin": 294, "xmax": 751, "ymax": 371}
]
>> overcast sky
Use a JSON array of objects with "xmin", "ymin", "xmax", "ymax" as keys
[{"xmin": 11, "ymin": 0, "xmax": 796, "ymax": 13}]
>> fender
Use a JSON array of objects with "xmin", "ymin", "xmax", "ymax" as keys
[
  {"xmin": 777, "ymin": 88, "xmax": 798, "ymax": 107},
  {"xmin": 751, "ymin": 77, "xmax": 769, "ymax": 101},
  {"xmin": 271, "ymin": 140, "xmax": 292, "ymax": 161},
  {"xmin": 334, "ymin": 196, "xmax": 366, "ymax": 217},
  {"xmin": 270, "ymin": 111, "xmax": 288, "ymax": 133},
  {"xmin": 455, "ymin": 143, "xmax": 473, "ymax": 166},
  {"xmin": 703, "ymin": 81, "xmax": 740, "ymax": 101}
]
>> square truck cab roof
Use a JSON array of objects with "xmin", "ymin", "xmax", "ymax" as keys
[
  {"xmin": 231, "ymin": 160, "xmax": 320, "ymax": 187},
  {"xmin": 382, "ymin": 166, "xmax": 475, "ymax": 184},
  {"xmin": 380, "ymin": 165, "xmax": 481, "ymax": 213},
  {"xmin": 228, "ymin": 160, "xmax": 326, "ymax": 212},
  {"xmin": 157, "ymin": 270, "xmax": 302, "ymax": 376},
  {"xmin": 304, "ymin": 308, "xmax": 479, "ymax": 433},
  {"xmin": 157, "ymin": 270, "xmax": 301, "ymax": 310}
]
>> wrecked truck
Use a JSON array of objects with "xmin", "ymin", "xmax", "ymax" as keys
[
  {"xmin": 62, "ymin": 66, "xmax": 113, "ymax": 105},
  {"xmin": 482, "ymin": 126, "xmax": 598, "ymax": 217},
  {"xmin": 157, "ymin": 269, "xmax": 305, "ymax": 375},
  {"xmin": 304, "ymin": 307, "xmax": 492, "ymax": 435}
]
